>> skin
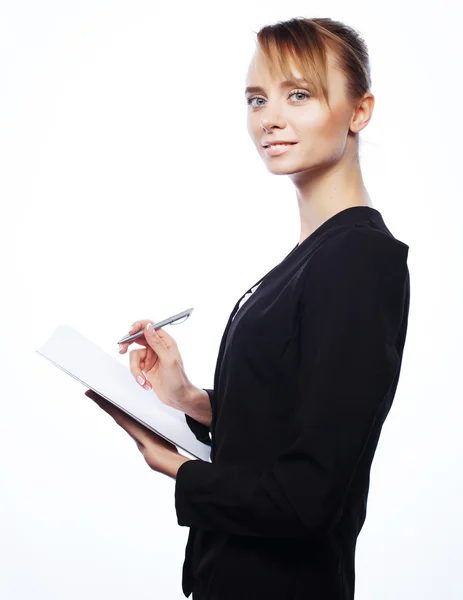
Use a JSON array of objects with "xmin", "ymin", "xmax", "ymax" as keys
[
  {"xmin": 86, "ymin": 47, "xmax": 376, "ymax": 480},
  {"xmin": 245, "ymin": 46, "xmax": 376, "ymax": 245},
  {"xmin": 84, "ymin": 389, "xmax": 191, "ymax": 480}
]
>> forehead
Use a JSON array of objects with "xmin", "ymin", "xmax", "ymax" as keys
[{"xmin": 245, "ymin": 47, "xmax": 344, "ymax": 93}]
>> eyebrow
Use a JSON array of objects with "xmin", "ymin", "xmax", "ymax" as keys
[{"xmin": 244, "ymin": 78, "xmax": 310, "ymax": 96}]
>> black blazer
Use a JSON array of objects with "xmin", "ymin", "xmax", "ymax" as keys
[{"xmin": 176, "ymin": 206, "xmax": 410, "ymax": 600}]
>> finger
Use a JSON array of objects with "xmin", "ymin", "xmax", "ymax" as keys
[
  {"xmin": 85, "ymin": 389, "xmax": 104, "ymax": 402},
  {"xmin": 144, "ymin": 323, "xmax": 174, "ymax": 364},
  {"xmin": 84, "ymin": 389, "xmax": 114, "ymax": 414},
  {"xmin": 129, "ymin": 348, "xmax": 153, "ymax": 390},
  {"xmin": 85, "ymin": 390, "xmax": 151, "ymax": 445},
  {"xmin": 115, "ymin": 414, "xmax": 151, "ymax": 447},
  {"xmin": 118, "ymin": 320, "xmax": 154, "ymax": 354},
  {"xmin": 85, "ymin": 389, "xmax": 113, "ymax": 408},
  {"xmin": 85, "ymin": 389, "xmax": 125, "ymax": 422},
  {"xmin": 130, "ymin": 320, "xmax": 155, "ymax": 336}
]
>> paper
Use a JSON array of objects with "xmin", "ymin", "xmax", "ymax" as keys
[{"xmin": 36, "ymin": 325, "xmax": 212, "ymax": 462}]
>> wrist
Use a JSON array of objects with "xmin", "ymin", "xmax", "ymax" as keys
[
  {"xmin": 182, "ymin": 386, "xmax": 212, "ymax": 428},
  {"xmin": 178, "ymin": 383, "xmax": 201, "ymax": 412},
  {"xmin": 162, "ymin": 454, "xmax": 191, "ymax": 480}
]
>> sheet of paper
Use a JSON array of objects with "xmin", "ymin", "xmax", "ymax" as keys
[{"xmin": 36, "ymin": 325, "xmax": 212, "ymax": 462}]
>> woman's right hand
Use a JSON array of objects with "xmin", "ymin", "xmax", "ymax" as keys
[{"xmin": 118, "ymin": 319, "xmax": 194, "ymax": 411}]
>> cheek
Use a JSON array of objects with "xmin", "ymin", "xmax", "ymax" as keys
[
  {"xmin": 247, "ymin": 114, "xmax": 261, "ymax": 140},
  {"xmin": 298, "ymin": 111, "xmax": 347, "ymax": 157},
  {"xmin": 297, "ymin": 109, "xmax": 335, "ymax": 138}
]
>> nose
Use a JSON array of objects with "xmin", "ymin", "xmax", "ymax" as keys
[{"xmin": 260, "ymin": 115, "xmax": 286, "ymax": 132}]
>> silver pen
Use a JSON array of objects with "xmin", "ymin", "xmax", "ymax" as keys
[{"xmin": 117, "ymin": 307, "xmax": 194, "ymax": 345}]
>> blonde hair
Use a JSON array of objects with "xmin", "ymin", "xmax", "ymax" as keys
[{"xmin": 254, "ymin": 17, "xmax": 371, "ymax": 112}]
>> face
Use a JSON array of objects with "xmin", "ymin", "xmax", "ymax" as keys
[{"xmin": 245, "ymin": 48, "xmax": 367, "ymax": 177}]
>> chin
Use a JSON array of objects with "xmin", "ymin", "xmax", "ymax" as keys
[{"xmin": 265, "ymin": 162, "xmax": 305, "ymax": 176}]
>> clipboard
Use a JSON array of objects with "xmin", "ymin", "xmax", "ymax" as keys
[{"xmin": 36, "ymin": 325, "xmax": 212, "ymax": 462}]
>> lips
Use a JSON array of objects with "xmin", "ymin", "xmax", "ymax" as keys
[
  {"xmin": 263, "ymin": 142, "xmax": 297, "ymax": 147},
  {"xmin": 263, "ymin": 143, "xmax": 297, "ymax": 157}
]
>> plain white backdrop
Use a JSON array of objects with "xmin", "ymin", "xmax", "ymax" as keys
[{"xmin": 1, "ymin": 1, "xmax": 462, "ymax": 598}]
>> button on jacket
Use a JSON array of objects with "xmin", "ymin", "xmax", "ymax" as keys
[{"xmin": 176, "ymin": 206, "xmax": 411, "ymax": 600}]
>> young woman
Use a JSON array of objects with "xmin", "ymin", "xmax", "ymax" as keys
[{"xmin": 87, "ymin": 16, "xmax": 411, "ymax": 600}]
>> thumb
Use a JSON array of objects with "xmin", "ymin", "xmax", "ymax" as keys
[{"xmin": 145, "ymin": 323, "xmax": 171, "ymax": 360}]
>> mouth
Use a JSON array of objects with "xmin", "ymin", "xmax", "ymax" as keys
[
  {"xmin": 262, "ymin": 142, "xmax": 298, "ymax": 148},
  {"xmin": 263, "ymin": 142, "xmax": 298, "ymax": 156}
]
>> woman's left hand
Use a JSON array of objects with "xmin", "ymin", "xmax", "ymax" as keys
[{"xmin": 84, "ymin": 389, "xmax": 191, "ymax": 478}]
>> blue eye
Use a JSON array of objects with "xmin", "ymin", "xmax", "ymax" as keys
[
  {"xmin": 246, "ymin": 97, "xmax": 264, "ymax": 108},
  {"xmin": 246, "ymin": 90, "xmax": 310, "ymax": 108},
  {"xmin": 289, "ymin": 91, "xmax": 310, "ymax": 102}
]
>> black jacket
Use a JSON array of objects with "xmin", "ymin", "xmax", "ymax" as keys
[{"xmin": 175, "ymin": 206, "xmax": 410, "ymax": 600}]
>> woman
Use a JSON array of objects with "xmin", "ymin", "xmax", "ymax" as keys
[{"xmin": 86, "ymin": 16, "xmax": 411, "ymax": 600}]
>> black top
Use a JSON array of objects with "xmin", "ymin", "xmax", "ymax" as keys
[{"xmin": 175, "ymin": 206, "xmax": 411, "ymax": 600}]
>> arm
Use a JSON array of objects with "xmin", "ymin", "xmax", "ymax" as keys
[
  {"xmin": 183, "ymin": 387, "xmax": 213, "ymax": 446},
  {"xmin": 174, "ymin": 228, "xmax": 409, "ymax": 538}
]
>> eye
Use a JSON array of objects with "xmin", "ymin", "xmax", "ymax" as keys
[
  {"xmin": 246, "ymin": 96, "xmax": 265, "ymax": 108},
  {"xmin": 289, "ymin": 90, "xmax": 310, "ymax": 103},
  {"xmin": 246, "ymin": 89, "xmax": 310, "ymax": 108}
]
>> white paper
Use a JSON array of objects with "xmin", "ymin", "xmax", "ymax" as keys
[{"xmin": 36, "ymin": 324, "xmax": 212, "ymax": 462}]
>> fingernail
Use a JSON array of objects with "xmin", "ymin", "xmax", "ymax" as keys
[
  {"xmin": 143, "ymin": 384, "xmax": 151, "ymax": 391},
  {"xmin": 118, "ymin": 344, "xmax": 123, "ymax": 352},
  {"xmin": 137, "ymin": 375, "xmax": 145, "ymax": 385}
]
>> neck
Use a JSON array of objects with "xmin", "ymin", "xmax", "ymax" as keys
[{"xmin": 290, "ymin": 150, "xmax": 372, "ymax": 246}]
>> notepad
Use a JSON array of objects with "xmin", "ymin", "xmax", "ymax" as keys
[{"xmin": 36, "ymin": 325, "xmax": 212, "ymax": 462}]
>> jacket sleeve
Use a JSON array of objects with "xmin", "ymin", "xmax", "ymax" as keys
[
  {"xmin": 175, "ymin": 227, "xmax": 409, "ymax": 538},
  {"xmin": 184, "ymin": 388, "xmax": 213, "ymax": 446}
]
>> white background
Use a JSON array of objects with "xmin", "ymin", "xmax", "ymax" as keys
[{"xmin": 1, "ymin": 1, "xmax": 462, "ymax": 598}]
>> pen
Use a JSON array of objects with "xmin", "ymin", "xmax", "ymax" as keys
[{"xmin": 117, "ymin": 307, "xmax": 194, "ymax": 345}]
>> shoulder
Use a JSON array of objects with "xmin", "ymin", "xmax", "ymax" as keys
[
  {"xmin": 311, "ymin": 224, "xmax": 408, "ymax": 273},
  {"xmin": 318, "ymin": 223, "xmax": 408, "ymax": 260},
  {"xmin": 302, "ymin": 224, "xmax": 410, "ymax": 297}
]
